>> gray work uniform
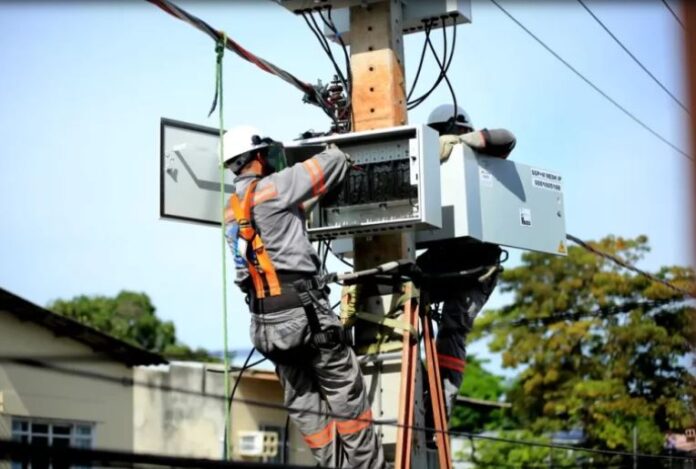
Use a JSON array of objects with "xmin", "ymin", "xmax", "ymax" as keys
[
  {"xmin": 225, "ymin": 148, "xmax": 384, "ymax": 469},
  {"xmin": 418, "ymin": 130, "xmax": 514, "ymax": 417}
]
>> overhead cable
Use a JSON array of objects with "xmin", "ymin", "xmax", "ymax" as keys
[
  {"xmin": 489, "ymin": 0, "xmax": 693, "ymax": 162},
  {"xmin": 407, "ymin": 17, "xmax": 459, "ymax": 110},
  {"xmin": 566, "ymin": 233, "xmax": 695, "ymax": 298},
  {"xmin": 146, "ymin": 0, "xmax": 331, "ymax": 114},
  {"xmin": 577, "ymin": 0, "xmax": 688, "ymax": 114},
  {"xmin": 3, "ymin": 357, "xmax": 694, "ymax": 464},
  {"xmin": 484, "ymin": 298, "xmax": 678, "ymax": 330},
  {"xmin": 661, "ymin": 0, "xmax": 685, "ymax": 30},
  {"xmin": 0, "ymin": 438, "xmax": 316, "ymax": 469}
]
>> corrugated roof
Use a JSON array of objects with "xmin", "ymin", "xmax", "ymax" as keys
[{"xmin": 0, "ymin": 287, "xmax": 167, "ymax": 367}]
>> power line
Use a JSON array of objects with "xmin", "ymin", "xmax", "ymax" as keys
[
  {"xmin": 0, "ymin": 438, "xmax": 317, "ymax": 469},
  {"xmin": 483, "ymin": 299, "xmax": 679, "ymax": 330},
  {"xmin": 577, "ymin": 0, "xmax": 688, "ymax": 114},
  {"xmin": 661, "ymin": 0, "xmax": 685, "ymax": 30},
  {"xmin": 489, "ymin": 0, "xmax": 693, "ymax": 162},
  {"xmin": 566, "ymin": 233, "xmax": 695, "ymax": 298},
  {"xmin": 146, "ymin": 0, "xmax": 334, "ymax": 117},
  {"xmin": 2, "ymin": 357, "xmax": 694, "ymax": 464}
]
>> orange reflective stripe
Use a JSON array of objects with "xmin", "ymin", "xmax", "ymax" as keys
[
  {"xmin": 336, "ymin": 408, "xmax": 373, "ymax": 436},
  {"xmin": 437, "ymin": 353, "xmax": 466, "ymax": 372},
  {"xmin": 303, "ymin": 421, "xmax": 335, "ymax": 449},
  {"xmin": 252, "ymin": 184, "xmax": 278, "ymax": 206},
  {"xmin": 302, "ymin": 158, "xmax": 326, "ymax": 196}
]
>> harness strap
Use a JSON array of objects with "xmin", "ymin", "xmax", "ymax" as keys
[{"xmin": 229, "ymin": 179, "xmax": 282, "ymax": 298}]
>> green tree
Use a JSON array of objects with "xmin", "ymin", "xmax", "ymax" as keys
[
  {"xmin": 473, "ymin": 235, "xmax": 695, "ymax": 464},
  {"xmin": 450, "ymin": 356, "xmax": 511, "ymax": 433},
  {"xmin": 49, "ymin": 290, "xmax": 215, "ymax": 361}
]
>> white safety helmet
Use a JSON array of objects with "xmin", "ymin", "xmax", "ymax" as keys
[
  {"xmin": 222, "ymin": 125, "xmax": 267, "ymax": 174},
  {"xmin": 427, "ymin": 104, "xmax": 474, "ymax": 134}
]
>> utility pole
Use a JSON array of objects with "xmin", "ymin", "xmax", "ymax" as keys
[
  {"xmin": 348, "ymin": 2, "xmax": 425, "ymax": 468},
  {"xmin": 633, "ymin": 426, "xmax": 638, "ymax": 469}
]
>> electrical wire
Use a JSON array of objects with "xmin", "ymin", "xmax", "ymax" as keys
[
  {"xmin": 489, "ymin": 0, "xmax": 693, "ymax": 162},
  {"xmin": 577, "ymin": 0, "xmax": 688, "ymax": 114},
  {"xmin": 566, "ymin": 233, "xmax": 695, "ymax": 298},
  {"xmin": 147, "ymin": 0, "xmax": 334, "ymax": 116},
  {"xmin": 661, "ymin": 0, "xmax": 685, "ymax": 30},
  {"xmin": 4, "ymin": 357, "xmax": 694, "ymax": 464},
  {"xmin": 406, "ymin": 20, "xmax": 434, "ymax": 102},
  {"xmin": 300, "ymin": 9, "xmax": 352, "ymax": 130},
  {"xmin": 0, "ymin": 438, "xmax": 318, "ymax": 469},
  {"xmin": 318, "ymin": 6, "xmax": 354, "ymax": 129},
  {"xmin": 482, "ymin": 298, "xmax": 679, "ymax": 330},
  {"xmin": 407, "ymin": 16, "xmax": 459, "ymax": 110},
  {"xmin": 421, "ymin": 19, "xmax": 458, "ymax": 117}
]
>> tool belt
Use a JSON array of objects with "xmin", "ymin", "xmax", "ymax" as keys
[
  {"xmin": 250, "ymin": 271, "xmax": 350, "ymax": 347},
  {"xmin": 250, "ymin": 271, "xmax": 324, "ymax": 314}
]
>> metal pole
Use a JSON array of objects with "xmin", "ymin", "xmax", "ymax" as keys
[{"xmin": 633, "ymin": 426, "xmax": 638, "ymax": 469}]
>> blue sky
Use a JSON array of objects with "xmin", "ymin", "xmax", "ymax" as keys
[{"xmin": 0, "ymin": 1, "xmax": 691, "ymax": 372}]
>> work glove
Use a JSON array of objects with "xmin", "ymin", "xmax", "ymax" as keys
[
  {"xmin": 328, "ymin": 143, "xmax": 354, "ymax": 165},
  {"xmin": 439, "ymin": 131, "xmax": 486, "ymax": 162}
]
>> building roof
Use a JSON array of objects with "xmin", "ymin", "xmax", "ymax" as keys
[{"xmin": 0, "ymin": 287, "xmax": 167, "ymax": 367}]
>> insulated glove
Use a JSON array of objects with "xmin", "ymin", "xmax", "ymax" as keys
[{"xmin": 438, "ymin": 131, "xmax": 488, "ymax": 162}]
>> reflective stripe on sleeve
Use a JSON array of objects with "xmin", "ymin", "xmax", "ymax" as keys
[
  {"xmin": 252, "ymin": 184, "xmax": 278, "ymax": 206},
  {"xmin": 335, "ymin": 408, "xmax": 373, "ymax": 436},
  {"xmin": 302, "ymin": 421, "xmax": 335, "ymax": 449},
  {"xmin": 302, "ymin": 158, "xmax": 327, "ymax": 196}
]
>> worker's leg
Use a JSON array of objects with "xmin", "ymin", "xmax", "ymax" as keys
[
  {"xmin": 276, "ymin": 361, "xmax": 336, "ymax": 465},
  {"xmin": 251, "ymin": 308, "xmax": 336, "ymax": 466},
  {"xmin": 312, "ymin": 304, "xmax": 384, "ymax": 469},
  {"xmin": 436, "ymin": 282, "xmax": 494, "ymax": 417}
]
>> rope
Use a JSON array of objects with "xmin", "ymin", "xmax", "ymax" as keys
[
  {"xmin": 146, "ymin": 0, "xmax": 330, "ymax": 112},
  {"xmin": 213, "ymin": 32, "xmax": 232, "ymax": 460},
  {"xmin": 566, "ymin": 233, "xmax": 695, "ymax": 298}
]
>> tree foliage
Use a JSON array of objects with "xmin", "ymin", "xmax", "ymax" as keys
[
  {"xmin": 473, "ymin": 235, "xmax": 695, "ymax": 459},
  {"xmin": 49, "ymin": 290, "xmax": 214, "ymax": 361}
]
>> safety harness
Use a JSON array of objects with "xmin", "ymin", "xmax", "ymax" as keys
[
  {"xmin": 229, "ymin": 178, "xmax": 282, "ymax": 298},
  {"xmin": 229, "ymin": 177, "xmax": 349, "ymax": 347}
]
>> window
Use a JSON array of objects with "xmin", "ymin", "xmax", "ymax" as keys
[
  {"xmin": 11, "ymin": 418, "xmax": 94, "ymax": 469},
  {"xmin": 260, "ymin": 424, "xmax": 286, "ymax": 464}
]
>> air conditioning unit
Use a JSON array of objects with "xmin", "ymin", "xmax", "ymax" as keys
[{"xmin": 237, "ymin": 431, "xmax": 279, "ymax": 458}]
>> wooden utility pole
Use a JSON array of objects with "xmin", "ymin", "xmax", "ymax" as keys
[{"xmin": 349, "ymin": 2, "xmax": 425, "ymax": 468}]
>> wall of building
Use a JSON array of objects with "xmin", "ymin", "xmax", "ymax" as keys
[
  {"xmin": 134, "ymin": 362, "xmax": 313, "ymax": 465},
  {"xmin": 0, "ymin": 312, "xmax": 134, "ymax": 451}
]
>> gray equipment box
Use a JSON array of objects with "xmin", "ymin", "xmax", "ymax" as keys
[
  {"xmin": 159, "ymin": 119, "xmax": 442, "ymax": 239},
  {"xmin": 284, "ymin": 124, "xmax": 442, "ymax": 239},
  {"xmin": 160, "ymin": 118, "xmax": 234, "ymax": 226},
  {"xmin": 320, "ymin": 0, "xmax": 472, "ymax": 44},
  {"xmin": 416, "ymin": 144, "xmax": 568, "ymax": 255}
]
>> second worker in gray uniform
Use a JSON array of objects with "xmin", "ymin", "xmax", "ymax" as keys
[
  {"xmin": 418, "ymin": 104, "xmax": 516, "ymax": 419},
  {"xmin": 222, "ymin": 125, "xmax": 384, "ymax": 468}
]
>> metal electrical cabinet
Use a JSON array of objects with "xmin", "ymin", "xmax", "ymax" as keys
[
  {"xmin": 160, "ymin": 119, "xmax": 442, "ymax": 239},
  {"xmin": 415, "ymin": 144, "xmax": 568, "ymax": 255},
  {"xmin": 284, "ymin": 124, "xmax": 442, "ymax": 239}
]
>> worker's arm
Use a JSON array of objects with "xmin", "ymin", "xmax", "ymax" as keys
[
  {"xmin": 439, "ymin": 128, "xmax": 517, "ymax": 161},
  {"xmin": 271, "ymin": 147, "xmax": 350, "ymax": 209}
]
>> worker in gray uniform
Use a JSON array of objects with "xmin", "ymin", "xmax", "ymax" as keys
[
  {"xmin": 222, "ymin": 125, "xmax": 384, "ymax": 469},
  {"xmin": 418, "ymin": 104, "xmax": 516, "ymax": 419}
]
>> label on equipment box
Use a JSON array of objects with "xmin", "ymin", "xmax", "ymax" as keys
[{"xmin": 531, "ymin": 168, "xmax": 562, "ymax": 193}]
